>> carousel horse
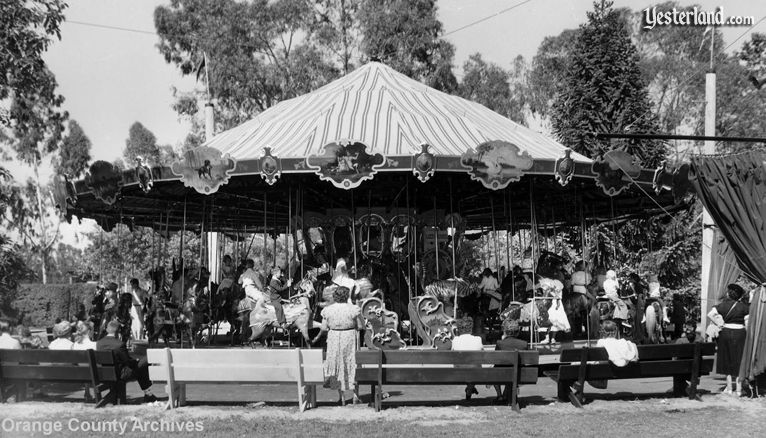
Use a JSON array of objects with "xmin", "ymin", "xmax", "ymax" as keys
[
  {"xmin": 423, "ymin": 278, "xmax": 476, "ymax": 317},
  {"xmin": 149, "ymin": 269, "xmax": 211, "ymax": 347},
  {"xmin": 213, "ymin": 275, "xmax": 245, "ymax": 345},
  {"xmin": 563, "ymin": 283, "xmax": 598, "ymax": 337},
  {"xmin": 240, "ymin": 278, "xmax": 316, "ymax": 345}
]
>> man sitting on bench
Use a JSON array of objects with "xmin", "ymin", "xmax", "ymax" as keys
[
  {"xmin": 96, "ymin": 320, "xmax": 157, "ymax": 406},
  {"xmin": 493, "ymin": 319, "xmax": 528, "ymax": 401}
]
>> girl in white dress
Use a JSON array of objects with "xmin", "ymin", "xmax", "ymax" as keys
[{"xmin": 540, "ymin": 278, "xmax": 570, "ymax": 344}]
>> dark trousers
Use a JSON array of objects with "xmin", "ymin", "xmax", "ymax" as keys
[
  {"xmin": 270, "ymin": 293, "xmax": 286, "ymax": 324},
  {"xmin": 123, "ymin": 358, "xmax": 152, "ymax": 390}
]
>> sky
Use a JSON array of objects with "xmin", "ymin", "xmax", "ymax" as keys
[
  {"xmin": 31, "ymin": 0, "xmax": 766, "ymax": 171},
  {"xmin": 6, "ymin": 0, "xmax": 766, "ymax": 244}
]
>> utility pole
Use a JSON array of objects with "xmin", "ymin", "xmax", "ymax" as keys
[{"xmin": 700, "ymin": 30, "xmax": 716, "ymax": 334}]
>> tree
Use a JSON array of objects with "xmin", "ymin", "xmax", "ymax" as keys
[
  {"xmin": 551, "ymin": 1, "xmax": 665, "ymax": 168},
  {"xmin": 54, "ymin": 120, "xmax": 92, "ymax": 179},
  {"xmin": 123, "ymin": 122, "xmax": 161, "ymax": 165},
  {"xmin": 0, "ymin": 235, "xmax": 32, "ymax": 316},
  {"xmin": 458, "ymin": 53, "xmax": 525, "ymax": 123},
  {"xmin": 0, "ymin": 0, "xmax": 67, "ymax": 103},
  {"xmin": 357, "ymin": 0, "xmax": 457, "ymax": 92},
  {"xmin": 738, "ymin": 32, "xmax": 766, "ymax": 79},
  {"xmin": 155, "ymin": 0, "xmax": 340, "ymax": 133},
  {"xmin": 527, "ymin": 29, "xmax": 579, "ymax": 120}
]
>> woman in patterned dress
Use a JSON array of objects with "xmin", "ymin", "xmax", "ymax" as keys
[{"xmin": 311, "ymin": 286, "xmax": 361, "ymax": 405}]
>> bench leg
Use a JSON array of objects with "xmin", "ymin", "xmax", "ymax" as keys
[
  {"xmin": 510, "ymin": 383, "xmax": 519, "ymax": 412},
  {"xmin": 178, "ymin": 384, "xmax": 186, "ymax": 406}
]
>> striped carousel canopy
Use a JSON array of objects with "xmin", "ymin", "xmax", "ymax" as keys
[{"xmin": 205, "ymin": 61, "xmax": 591, "ymax": 162}]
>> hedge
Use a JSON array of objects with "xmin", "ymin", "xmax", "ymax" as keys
[{"xmin": 12, "ymin": 283, "xmax": 98, "ymax": 327}]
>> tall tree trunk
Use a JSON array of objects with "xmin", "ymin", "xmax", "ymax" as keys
[{"xmin": 33, "ymin": 161, "xmax": 48, "ymax": 284}]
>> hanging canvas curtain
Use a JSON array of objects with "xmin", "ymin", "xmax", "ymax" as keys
[
  {"xmin": 689, "ymin": 150, "xmax": 766, "ymax": 382},
  {"xmin": 709, "ymin": 229, "xmax": 742, "ymax": 302}
]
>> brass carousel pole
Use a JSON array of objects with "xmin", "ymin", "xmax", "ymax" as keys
[
  {"xmin": 433, "ymin": 197, "xmax": 439, "ymax": 281},
  {"xmin": 263, "ymin": 193, "xmax": 267, "ymax": 270},
  {"xmin": 491, "ymin": 196, "xmax": 498, "ymax": 273},
  {"xmin": 508, "ymin": 190, "xmax": 515, "ymax": 302},
  {"xmin": 351, "ymin": 190, "xmax": 358, "ymax": 279},
  {"xmin": 529, "ymin": 179, "xmax": 538, "ymax": 345},
  {"xmin": 180, "ymin": 196, "xmax": 187, "ymax": 348},
  {"xmin": 450, "ymin": 179, "xmax": 458, "ymax": 320},
  {"xmin": 406, "ymin": 178, "xmax": 414, "ymax": 344}
]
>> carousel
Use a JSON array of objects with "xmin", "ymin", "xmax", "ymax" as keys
[{"xmin": 55, "ymin": 62, "xmax": 691, "ymax": 350}]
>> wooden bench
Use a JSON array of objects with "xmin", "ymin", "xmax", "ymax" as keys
[
  {"xmin": 549, "ymin": 342, "xmax": 715, "ymax": 407},
  {"xmin": 356, "ymin": 349, "xmax": 539, "ymax": 411},
  {"xmin": 0, "ymin": 349, "xmax": 122, "ymax": 406},
  {"xmin": 147, "ymin": 348, "xmax": 323, "ymax": 412}
]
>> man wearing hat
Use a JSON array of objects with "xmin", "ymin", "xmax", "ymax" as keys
[
  {"xmin": 48, "ymin": 321, "xmax": 74, "ymax": 350},
  {"xmin": 96, "ymin": 320, "xmax": 156, "ymax": 406},
  {"xmin": 493, "ymin": 319, "xmax": 528, "ymax": 401}
]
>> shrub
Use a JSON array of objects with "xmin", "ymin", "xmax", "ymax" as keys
[{"xmin": 12, "ymin": 283, "xmax": 97, "ymax": 327}]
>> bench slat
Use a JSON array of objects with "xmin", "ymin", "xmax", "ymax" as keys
[
  {"xmin": 557, "ymin": 358, "xmax": 714, "ymax": 381},
  {"xmin": 356, "ymin": 367, "xmax": 518, "ymax": 384},
  {"xmin": 149, "ymin": 364, "xmax": 324, "ymax": 384},
  {"xmin": 0, "ymin": 349, "xmax": 93, "ymax": 364},
  {"xmin": 636, "ymin": 343, "xmax": 716, "ymax": 360},
  {"xmin": 558, "ymin": 343, "xmax": 716, "ymax": 362},
  {"xmin": 147, "ymin": 349, "xmax": 304, "ymax": 366},
  {"xmin": 356, "ymin": 350, "xmax": 526, "ymax": 366},
  {"xmin": 1, "ymin": 365, "xmax": 94, "ymax": 381},
  {"xmin": 519, "ymin": 367, "xmax": 538, "ymax": 384}
]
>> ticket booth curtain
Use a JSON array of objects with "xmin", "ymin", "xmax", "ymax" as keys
[{"xmin": 689, "ymin": 151, "xmax": 766, "ymax": 381}]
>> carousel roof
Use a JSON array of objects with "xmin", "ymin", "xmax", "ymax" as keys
[
  {"xmin": 63, "ymin": 61, "xmax": 690, "ymax": 232},
  {"xmin": 207, "ymin": 61, "xmax": 592, "ymax": 163}
]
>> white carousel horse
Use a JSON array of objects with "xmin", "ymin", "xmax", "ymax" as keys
[{"xmin": 238, "ymin": 278, "xmax": 316, "ymax": 345}]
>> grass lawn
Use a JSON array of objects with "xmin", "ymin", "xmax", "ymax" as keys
[{"xmin": 1, "ymin": 395, "xmax": 764, "ymax": 437}]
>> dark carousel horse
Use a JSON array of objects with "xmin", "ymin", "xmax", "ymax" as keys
[{"xmin": 148, "ymin": 269, "xmax": 213, "ymax": 348}]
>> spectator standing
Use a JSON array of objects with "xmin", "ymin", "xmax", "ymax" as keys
[
  {"xmin": 312, "ymin": 286, "xmax": 361, "ymax": 405},
  {"xmin": 708, "ymin": 284, "xmax": 749, "ymax": 396}
]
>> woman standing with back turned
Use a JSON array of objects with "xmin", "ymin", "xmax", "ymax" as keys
[
  {"xmin": 312, "ymin": 286, "xmax": 361, "ymax": 405},
  {"xmin": 709, "ymin": 284, "xmax": 749, "ymax": 396}
]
